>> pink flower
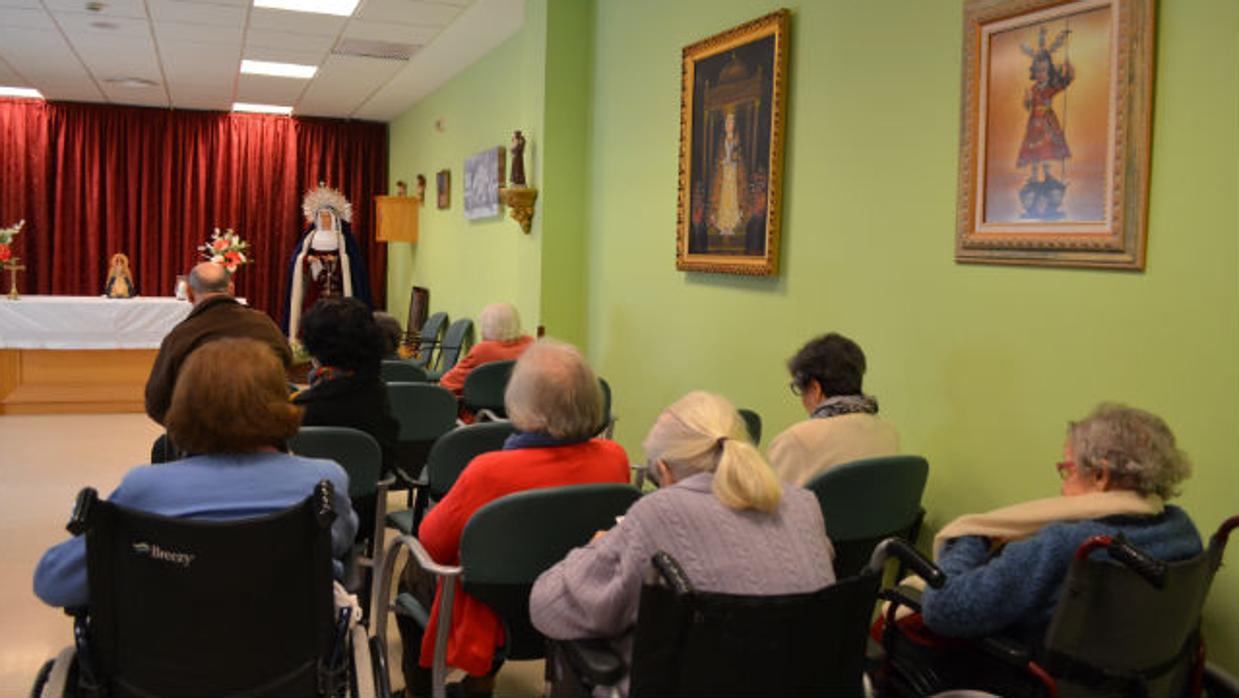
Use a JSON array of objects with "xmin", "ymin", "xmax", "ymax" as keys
[{"xmin": 213, "ymin": 238, "xmax": 230, "ymax": 252}]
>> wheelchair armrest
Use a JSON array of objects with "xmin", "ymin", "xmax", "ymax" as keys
[
  {"xmin": 1205, "ymin": 662, "xmax": 1239, "ymax": 698},
  {"xmin": 977, "ymin": 635, "xmax": 1033, "ymax": 668},
  {"xmin": 67, "ymin": 488, "xmax": 98, "ymax": 536},
  {"xmin": 554, "ymin": 638, "xmax": 626, "ymax": 688},
  {"xmin": 867, "ymin": 538, "xmax": 945, "ymax": 588},
  {"xmin": 879, "ymin": 585, "xmax": 924, "ymax": 614}
]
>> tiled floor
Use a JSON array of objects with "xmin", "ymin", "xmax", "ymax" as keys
[{"xmin": 0, "ymin": 413, "xmax": 543, "ymax": 697}]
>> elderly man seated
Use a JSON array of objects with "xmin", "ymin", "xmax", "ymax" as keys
[
  {"xmin": 437, "ymin": 302, "xmax": 533, "ymax": 396},
  {"xmin": 395, "ymin": 339, "xmax": 629, "ymax": 698}
]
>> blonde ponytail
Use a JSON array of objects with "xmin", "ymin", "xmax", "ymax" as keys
[{"xmin": 643, "ymin": 391, "xmax": 783, "ymax": 513}]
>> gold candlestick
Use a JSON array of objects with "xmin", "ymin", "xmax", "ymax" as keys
[{"xmin": 5, "ymin": 260, "xmax": 25, "ymax": 300}]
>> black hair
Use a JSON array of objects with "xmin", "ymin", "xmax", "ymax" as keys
[
  {"xmin": 301, "ymin": 297, "xmax": 386, "ymax": 373},
  {"xmin": 787, "ymin": 332, "xmax": 867, "ymax": 397}
]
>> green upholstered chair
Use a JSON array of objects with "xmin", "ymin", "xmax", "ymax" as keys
[
  {"xmin": 411, "ymin": 312, "xmax": 449, "ymax": 370},
  {"xmin": 374, "ymin": 483, "xmax": 643, "ymax": 698},
  {"xmin": 597, "ymin": 377, "xmax": 616, "ymax": 438},
  {"xmin": 381, "ymin": 359, "xmax": 430, "ymax": 383},
  {"xmin": 384, "ymin": 382, "xmax": 459, "ymax": 520},
  {"xmin": 428, "ymin": 318, "xmax": 475, "ymax": 381},
  {"xmin": 385, "ymin": 421, "xmax": 516, "ymax": 536},
  {"xmin": 460, "ymin": 359, "xmax": 515, "ymax": 420},
  {"xmin": 287, "ymin": 426, "xmax": 388, "ymax": 620},
  {"xmin": 803, "ymin": 454, "xmax": 929, "ymax": 578},
  {"xmin": 737, "ymin": 408, "xmax": 762, "ymax": 445}
]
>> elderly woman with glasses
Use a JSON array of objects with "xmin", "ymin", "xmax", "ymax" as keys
[
  {"xmin": 919, "ymin": 403, "xmax": 1202, "ymax": 645},
  {"xmin": 767, "ymin": 332, "xmax": 899, "ymax": 485}
]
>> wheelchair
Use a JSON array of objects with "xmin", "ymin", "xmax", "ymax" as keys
[
  {"xmin": 545, "ymin": 537, "xmax": 942, "ymax": 698},
  {"xmin": 872, "ymin": 515, "xmax": 1239, "ymax": 698},
  {"xmin": 30, "ymin": 480, "xmax": 387, "ymax": 698}
]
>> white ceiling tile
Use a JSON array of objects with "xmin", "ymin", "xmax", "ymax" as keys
[
  {"xmin": 99, "ymin": 84, "xmax": 168, "ymax": 105},
  {"xmin": 247, "ymin": 7, "xmax": 346, "ymax": 36},
  {"xmin": 0, "ymin": 62, "xmax": 26, "ymax": 84},
  {"xmin": 0, "ymin": 0, "xmax": 42, "ymax": 8},
  {"xmin": 341, "ymin": 19, "xmax": 435, "ymax": 44},
  {"xmin": 242, "ymin": 46, "xmax": 324, "ymax": 65},
  {"xmin": 56, "ymin": 12, "xmax": 151, "ymax": 37},
  {"xmin": 154, "ymin": 20, "xmax": 241, "ymax": 46},
  {"xmin": 0, "ymin": 8, "xmax": 57, "ymax": 30},
  {"xmin": 245, "ymin": 27, "xmax": 335, "ymax": 52},
  {"xmin": 39, "ymin": 82, "xmax": 106, "ymax": 100},
  {"xmin": 172, "ymin": 94, "xmax": 231, "ymax": 111},
  {"xmin": 234, "ymin": 72, "xmax": 306, "ymax": 103},
  {"xmin": 356, "ymin": 0, "xmax": 459, "ymax": 26},
  {"xmin": 296, "ymin": 52, "xmax": 398, "ymax": 115},
  {"xmin": 148, "ymin": 0, "xmax": 244, "ymax": 27},
  {"xmin": 44, "ymin": 0, "xmax": 147, "ymax": 18},
  {"xmin": 167, "ymin": 78, "xmax": 231, "ymax": 102}
]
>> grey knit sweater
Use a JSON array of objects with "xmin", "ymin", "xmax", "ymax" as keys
[{"xmin": 530, "ymin": 470, "xmax": 836, "ymax": 685}]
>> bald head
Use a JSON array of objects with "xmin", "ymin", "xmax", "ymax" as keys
[{"xmin": 187, "ymin": 262, "xmax": 233, "ymax": 304}]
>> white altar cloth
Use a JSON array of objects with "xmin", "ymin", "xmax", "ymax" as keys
[{"xmin": 0, "ymin": 296, "xmax": 192, "ymax": 349}]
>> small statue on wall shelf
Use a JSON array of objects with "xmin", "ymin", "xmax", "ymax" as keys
[
  {"xmin": 510, "ymin": 130, "xmax": 527, "ymax": 187},
  {"xmin": 396, "ymin": 180, "xmax": 408, "ymax": 197},
  {"xmin": 416, "ymin": 174, "xmax": 427, "ymax": 200}
]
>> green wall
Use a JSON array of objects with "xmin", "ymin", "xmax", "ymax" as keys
[
  {"xmin": 388, "ymin": 0, "xmax": 1239, "ymax": 669},
  {"xmin": 585, "ymin": 0, "xmax": 1239, "ymax": 670}
]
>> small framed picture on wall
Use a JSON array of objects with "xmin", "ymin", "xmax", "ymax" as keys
[
  {"xmin": 955, "ymin": 0, "xmax": 1155, "ymax": 270},
  {"xmin": 436, "ymin": 169, "xmax": 450, "ymax": 209}
]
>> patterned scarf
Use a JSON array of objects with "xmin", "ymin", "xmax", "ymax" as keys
[
  {"xmin": 307, "ymin": 365, "xmax": 355, "ymax": 388},
  {"xmin": 811, "ymin": 394, "xmax": 879, "ymax": 419},
  {"xmin": 503, "ymin": 430, "xmax": 592, "ymax": 450}
]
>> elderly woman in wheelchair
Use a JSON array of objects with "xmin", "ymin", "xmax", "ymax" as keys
[
  {"xmin": 530, "ymin": 391, "xmax": 837, "ymax": 697},
  {"xmin": 878, "ymin": 403, "xmax": 1210, "ymax": 696}
]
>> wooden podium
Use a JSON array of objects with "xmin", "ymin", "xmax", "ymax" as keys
[{"xmin": 375, "ymin": 196, "xmax": 420, "ymax": 243}]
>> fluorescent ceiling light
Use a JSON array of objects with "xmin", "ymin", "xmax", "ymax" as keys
[
  {"xmin": 232, "ymin": 102, "xmax": 293, "ymax": 115},
  {"xmin": 241, "ymin": 59, "xmax": 317, "ymax": 79},
  {"xmin": 0, "ymin": 86, "xmax": 44, "ymax": 99},
  {"xmin": 252, "ymin": 0, "xmax": 359, "ymax": 17}
]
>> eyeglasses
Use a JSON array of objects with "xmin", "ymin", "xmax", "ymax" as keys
[
  {"xmin": 1055, "ymin": 460, "xmax": 1076, "ymax": 480},
  {"xmin": 789, "ymin": 380, "xmax": 804, "ymax": 397}
]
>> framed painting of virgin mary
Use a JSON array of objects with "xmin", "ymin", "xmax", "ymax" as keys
[
  {"xmin": 676, "ymin": 10, "xmax": 789, "ymax": 276},
  {"xmin": 956, "ymin": 0, "xmax": 1154, "ymax": 269}
]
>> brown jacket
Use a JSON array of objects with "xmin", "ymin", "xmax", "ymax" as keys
[{"xmin": 144, "ymin": 296, "xmax": 293, "ymax": 424}]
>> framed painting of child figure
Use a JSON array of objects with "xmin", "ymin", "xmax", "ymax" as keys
[
  {"xmin": 956, "ymin": 0, "xmax": 1154, "ymax": 269},
  {"xmin": 676, "ymin": 9, "xmax": 789, "ymax": 276}
]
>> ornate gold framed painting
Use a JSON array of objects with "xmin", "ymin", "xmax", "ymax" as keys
[
  {"xmin": 956, "ymin": 0, "xmax": 1154, "ymax": 270},
  {"xmin": 677, "ymin": 10, "xmax": 789, "ymax": 276}
]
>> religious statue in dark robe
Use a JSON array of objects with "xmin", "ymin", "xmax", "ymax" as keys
[
  {"xmin": 284, "ymin": 184, "xmax": 372, "ymax": 340},
  {"xmin": 510, "ymin": 130, "xmax": 527, "ymax": 187}
]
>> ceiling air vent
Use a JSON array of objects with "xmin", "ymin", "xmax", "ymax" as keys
[{"xmin": 333, "ymin": 39, "xmax": 418, "ymax": 61}]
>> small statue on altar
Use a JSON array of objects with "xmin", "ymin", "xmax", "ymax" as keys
[
  {"xmin": 284, "ymin": 184, "xmax": 372, "ymax": 340},
  {"xmin": 104, "ymin": 253, "xmax": 135, "ymax": 298},
  {"xmin": 510, "ymin": 130, "xmax": 527, "ymax": 187}
]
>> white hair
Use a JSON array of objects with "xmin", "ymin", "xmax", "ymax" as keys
[
  {"xmin": 479, "ymin": 303, "xmax": 522, "ymax": 342},
  {"xmin": 643, "ymin": 391, "xmax": 781, "ymax": 513},
  {"xmin": 504, "ymin": 339, "xmax": 601, "ymax": 441},
  {"xmin": 1068, "ymin": 403, "xmax": 1191, "ymax": 500}
]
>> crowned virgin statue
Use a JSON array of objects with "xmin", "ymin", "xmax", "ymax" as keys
[{"xmin": 284, "ymin": 184, "xmax": 372, "ymax": 339}]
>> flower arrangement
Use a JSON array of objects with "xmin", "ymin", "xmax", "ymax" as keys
[
  {"xmin": 0, "ymin": 219, "xmax": 25, "ymax": 265},
  {"xmin": 200, "ymin": 228, "xmax": 251, "ymax": 271}
]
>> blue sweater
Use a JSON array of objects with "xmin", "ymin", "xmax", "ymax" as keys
[
  {"xmin": 33, "ymin": 452, "xmax": 358, "ymax": 608},
  {"xmin": 921, "ymin": 505, "xmax": 1201, "ymax": 644}
]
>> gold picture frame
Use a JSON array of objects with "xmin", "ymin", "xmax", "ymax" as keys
[
  {"xmin": 956, "ymin": 0, "xmax": 1155, "ymax": 270},
  {"xmin": 676, "ymin": 9, "xmax": 790, "ymax": 276}
]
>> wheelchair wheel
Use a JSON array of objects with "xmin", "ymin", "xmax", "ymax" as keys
[
  {"xmin": 35, "ymin": 648, "xmax": 76, "ymax": 698},
  {"xmin": 29, "ymin": 659, "xmax": 53, "ymax": 698}
]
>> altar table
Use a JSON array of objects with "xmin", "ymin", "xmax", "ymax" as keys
[{"xmin": 0, "ymin": 296, "xmax": 192, "ymax": 415}]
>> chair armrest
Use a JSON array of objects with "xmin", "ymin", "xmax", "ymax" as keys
[
  {"xmin": 553, "ymin": 638, "xmax": 626, "ymax": 688},
  {"xmin": 878, "ymin": 585, "xmax": 924, "ymax": 615},
  {"xmin": 866, "ymin": 538, "xmax": 945, "ymax": 587},
  {"xmin": 393, "ymin": 467, "xmax": 427, "ymax": 489},
  {"xmin": 977, "ymin": 635, "xmax": 1033, "ymax": 668}
]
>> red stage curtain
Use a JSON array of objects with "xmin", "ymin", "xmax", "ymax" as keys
[{"xmin": 0, "ymin": 98, "xmax": 387, "ymax": 322}]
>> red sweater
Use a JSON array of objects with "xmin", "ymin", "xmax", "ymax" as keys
[
  {"xmin": 438, "ymin": 335, "xmax": 534, "ymax": 395},
  {"xmin": 418, "ymin": 438, "xmax": 630, "ymax": 674}
]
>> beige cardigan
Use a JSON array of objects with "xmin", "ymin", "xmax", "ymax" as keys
[{"xmin": 767, "ymin": 413, "xmax": 899, "ymax": 486}]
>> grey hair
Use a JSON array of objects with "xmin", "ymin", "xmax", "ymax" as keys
[
  {"xmin": 188, "ymin": 262, "xmax": 232, "ymax": 294},
  {"xmin": 479, "ymin": 302, "xmax": 522, "ymax": 342},
  {"xmin": 1067, "ymin": 403, "xmax": 1192, "ymax": 500},
  {"xmin": 504, "ymin": 339, "xmax": 601, "ymax": 440}
]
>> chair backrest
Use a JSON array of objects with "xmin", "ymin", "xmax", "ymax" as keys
[
  {"xmin": 597, "ymin": 377, "xmax": 614, "ymax": 435},
  {"xmin": 627, "ymin": 552, "xmax": 880, "ymax": 697},
  {"xmin": 1042, "ymin": 522, "xmax": 1235, "ymax": 696},
  {"xmin": 737, "ymin": 408, "xmax": 762, "ymax": 445},
  {"xmin": 460, "ymin": 360, "xmax": 515, "ymax": 415},
  {"xmin": 288, "ymin": 426, "xmax": 382, "ymax": 500},
  {"xmin": 804, "ymin": 455, "xmax": 929, "ymax": 577},
  {"xmin": 426, "ymin": 421, "xmax": 516, "ymax": 501},
  {"xmin": 381, "ymin": 359, "xmax": 430, "ymax": 383},
  {"xmin": 460, "ymin": 483, "xmax": 642, "ymax": 661},
  {"xmin": 79, "ymin": 483, "xmax": 338, "ymax": 696},
  {"xmin": 435, "ymin": 318, "xmax": 475, "ymax": 373},
  {"xmin": 414, "ymin": 311, "xmax": 449, "ymax": 369},
  {"xmin": 386, "ymin": 382, "xmax": 459, "ymax": 479},
  {"xmin": 405, "ymin": 286, "xmax": 430, "ymax": 343}
]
